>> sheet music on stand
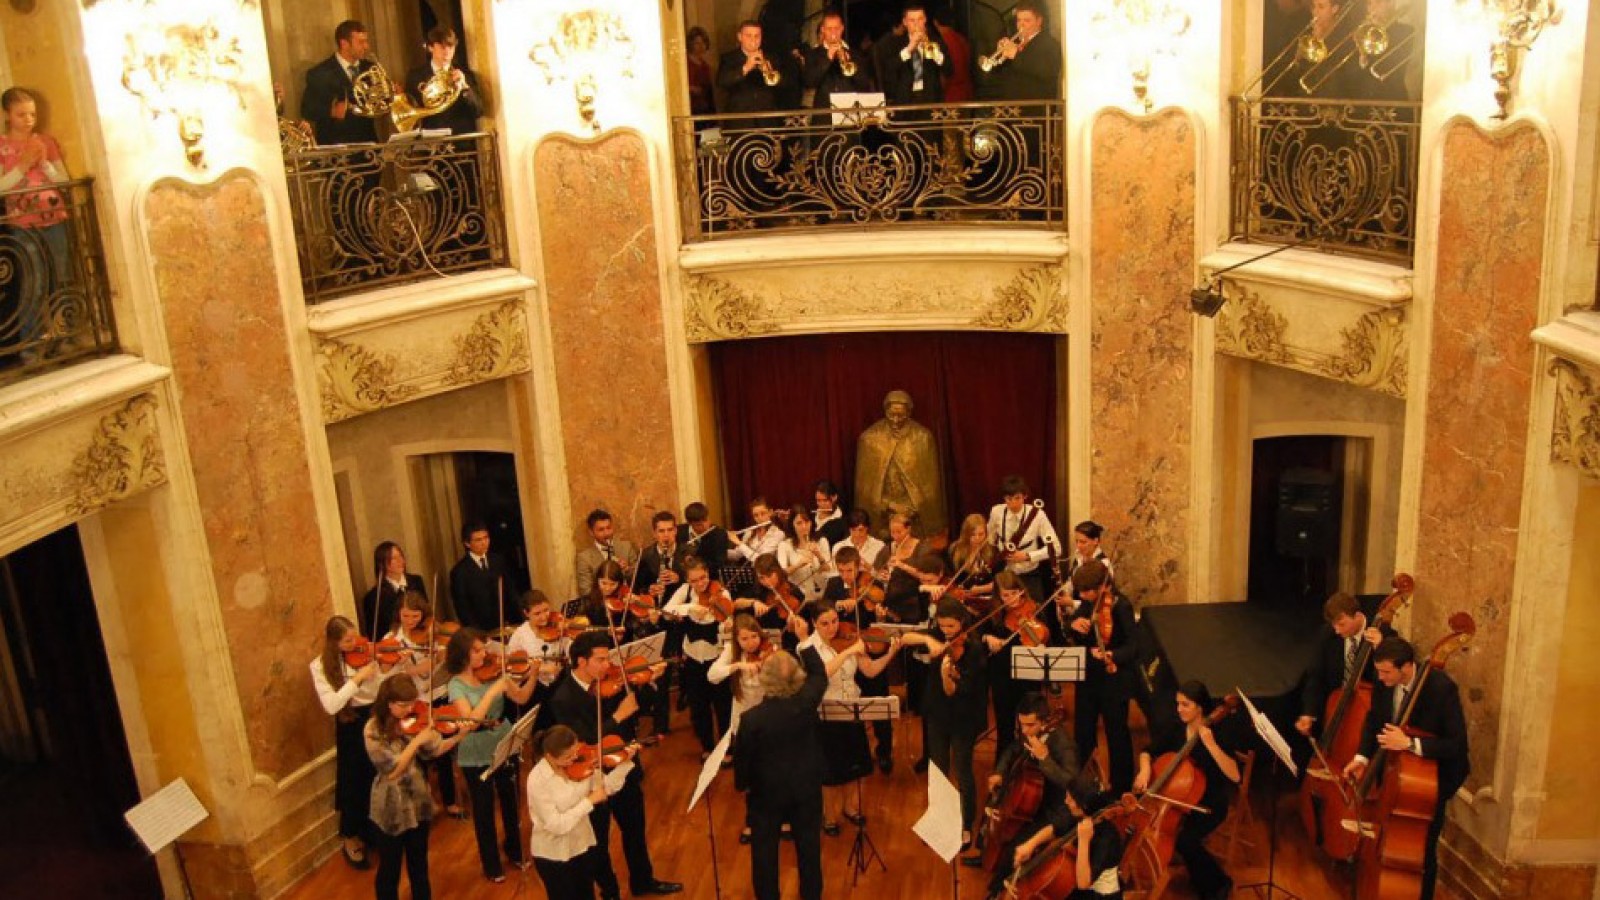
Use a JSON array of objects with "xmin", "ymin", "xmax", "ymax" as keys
[
  {"xmin": 1009, "ymin": 646, "xmax": 1086, "ymax": 683},
  {"xmin": 484, "ymin": 704, "xmax": 541, "ymax": 780},
  {"xmin": 125, "ymin": 778, "xmax": 209, "ymax": 854},
  {"xmin": 830, "ymin": 92, "xmax": 886, "ymax": 127},
  {"xmin": 1237, "ymin": 688, "xmax": 1297, "ymax": 775},
  {"xmin": 819, "ymin": 695, "xmax": 900, "ymax": 723},
  {"xmin": 609, "ymin": 631, "xmax": 667, "ymax": 667},
  {"xmin": 723, "ymin": 560, "xmax": 757, "ymax": 595}
]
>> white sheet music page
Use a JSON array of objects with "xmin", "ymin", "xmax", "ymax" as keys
[
  {"xmin": 688, "ymin": 725, "xmax": 734, "ymax": 812},
  {"xmin": 912, "ymin": 763, "xmax": 965, "ymax": 863},
  {"xmin": 125, "ymin": 778, "xmax": 210, "ymax": 853}
]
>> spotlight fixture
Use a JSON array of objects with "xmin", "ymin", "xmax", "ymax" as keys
[{"xmin": 1190, "ymin": 281, "xmax": 1226, "ymax": 317}]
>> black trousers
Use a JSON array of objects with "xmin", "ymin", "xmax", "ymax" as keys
[
  {"xmin": 590, "ymin": 767, "xmax": 656, "ymax": 894},
  {"xmin": 533, "ymin": 847, "xmax": 601, "ymax": 900},
  {"xmin": 856, "ymin": 670, "xmax": 894, "ymax": 761},
  {"xmin": 373, "ymin": 822, "xmax": 430, "ymax": 900},
  {"xmin": 906, "ymin": 655, "xmax": 929, "ymax": 763},
  {"xmin": 683, "ymin": 658, "xmax": 733, "ymax": 753},
  {"xmin": 749, "ymin": 789, "xmax": 823, "ymax": 900},
  {"xmin": 927, "ymin": 716, "xmax": 979, "ymax": 832},
  {"xmin": 1422, "ymin": 794, "xmax": 1448, "ymax": 900},
  {"xmin": 1175, "ymin": 803, "xmax": 1229, "ymax": 896},
  {"xmin": 988, "ymin": 660, "xmax": 1033, "ymax": 760},
  {"xmin": 1075, "ymin": 674, "xmax": 1135, "ymax": 794},
  {"xmin": 334, "ymin": 707, "xmax": 374, "ymax": 839},
  {"xmin": 460, "ymin": 761, "xmax": 522, "ymax": 877}
]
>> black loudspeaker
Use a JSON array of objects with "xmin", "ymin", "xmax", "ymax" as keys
[{"xmin": 1275, "ymin": 468, "xmax": 1338, "ymax": 558}]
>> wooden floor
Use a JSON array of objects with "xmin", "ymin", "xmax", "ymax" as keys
[{"xmin": 282, "ymin": 692, "xmax": 1359, "ymax": 900}]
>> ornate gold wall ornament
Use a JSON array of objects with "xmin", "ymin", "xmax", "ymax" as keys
[
  {"xmin": 445, "ymin": 301, "xmax": 532, "ymax": 386},
  {"xmin": 1550, "ymin": 358, "xmax": 1600, "ymax": 478},
  {"xmin": 113, "ymin": 1, "xmax": 256, "ymax": 167},
  {"xmin": 1088, "ymin": 0, "xmax": 1192, "ymax": 111},
  {"xmin": 317, "ymin": 338, "xmax": 418, "ymax": 423},
  {"xmin": 1320, "ymin": 307, "xmax": 1408, "ymax": 397},
  {"xmin": 683, "ymin": 276, "xmax": 780, "ymax": 342},
  {"xmin": 970, "ymin": 265, "xmax": 1069, "ymax": 332},
  {"xmin": 1215, "ymin": 288, "xmax": 1292, "ymax": 364},
  {"xmin": 528, "ymin": 10, "xmax": 635, "ymax": 132},
  {"xmin": 67, "ymin": 394, "xmax": 167, "ymax": 516}
]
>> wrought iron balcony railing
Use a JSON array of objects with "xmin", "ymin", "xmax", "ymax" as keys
[
  {"xmin": 1230, "ymin": 96, "xmax": 1420, "ymax": 265},
  {"xmin": 284, "ymin": 131, "xmax": 509, "ymax": 304},
  {"xmin": 673, "ymin": 100, "xmax": 1065, "ymax": 240},
  {"xmin": 0, "ymin": 177, "xmax": 117, "ymax": 386}
]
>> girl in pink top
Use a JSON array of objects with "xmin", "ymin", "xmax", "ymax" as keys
[{"xmin": 1, "ymin": 87, "xmax": 71, "ymax": 356}]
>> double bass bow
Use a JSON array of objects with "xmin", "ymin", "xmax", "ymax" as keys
[{"xmin": 1300, "ymin": 572, "xmax": 1414, "ymax": 858}]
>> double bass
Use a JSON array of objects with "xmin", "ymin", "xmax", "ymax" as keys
[
  {"xmin": 979, "ymin": 714, "xmax": 1064, "ymax": 871},
  {"xmin": 1350, "ymin": 613, "xmax": 1475, "ymax": 900},
  {"xmin": 1300, "ymin": 573, "xmax": 1414, "ymax": 857}
]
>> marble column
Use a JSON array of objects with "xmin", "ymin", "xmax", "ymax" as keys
[{"xmin": 1089, "ymin": 109, "xmax": 1197, "ymax": 607}]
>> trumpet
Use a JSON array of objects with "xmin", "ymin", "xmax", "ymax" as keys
[
  {"xmin": 829, "ymin": 42, "xmax": 858, "ymax": 78},
  {"xmin": 979, "ymin": 31, "xmax": 1024, "ymax": 74},
  {"xmin": 911, "ymin": 31, "xmax": 943, "ymax": 62},
  {"xmin": 755, "ymin": 52, "xmax": 781, "ymax": 87}
]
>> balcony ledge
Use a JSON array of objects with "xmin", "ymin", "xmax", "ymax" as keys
[
  {"xmin": 306, "ymin": 267, "xmax": 538, "ymax": 339},
  {"xmin": 679, "ymin": 227, "xmax": 1068, "ymax": 275},
  {"xmin": 1200, "ymin": 242, "xmax": 1413, "ymax": 308},
  {"xmin": 0, "ymin": 355, "xmax": 170, "ymax": 443},
  {"xmin": 1533, "ymin": 310, "xmax": 1600, "ymax": 370}
]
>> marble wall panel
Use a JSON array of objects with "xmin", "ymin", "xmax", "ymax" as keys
[
  {"xmin": 144, "ymin": 175, "xmax": 335, "ymax": 779},
  {"xmin": 1416, "ymin": 122, "xmax": 1548, "ymax": 787},
  {"xmin": 534, "ymin": 133, "xmax": 679, "ymax": 546},
  {"xmin": 1089, "ymin": 110, "xmax": 1196, "ymax": 607}
]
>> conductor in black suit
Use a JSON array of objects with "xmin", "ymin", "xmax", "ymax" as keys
[
  {"xmin": 300, "ymin": 19, "xmax": 379, "ymax": 146},
  {"xmin": 1296, "ymin": 591, "xmax": 1395, "ymax": 740},
  {"xmin": 402, "ymin": 25, "xmax": 484, "ymax": 135},
  {"xmin": 449, "ymin": 521, "xmax": 518, "ymax": 632},
  {"xmin": 878, "ymin": 4, "xmax": 947, "ymax": 108},
  {"xmin": 734, "ymin": 636, "xmax": 829, "ymax": 900},
  {"xmin": 1343, "ymin": 637, "xmax": 1469, "ymax": 900},
  {"xmin": 548, "ymin": 632, "xmax": 682, "ymax": 897},
  {"xmin": 976, "ymin": 0, "xmax": 1063, "ymax": 101}
]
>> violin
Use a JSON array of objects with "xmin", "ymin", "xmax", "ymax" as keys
[
  {"xmin": 597, "ymin": 655, "xmax": 659, "ymax": 698},
  {"xmin": 565, "ymin": 734, "xmax": 639, "ymax": 780},
  {"xmin": 697, "ymin": 582, "xmax": 736, "ymax": 622},
  {"xmin": 1002, "ymin": 596, "xmax": 1049, "ymax": 647},
  {"xmin": 431, "ymin": 620, "xmax": 460, "ymax": 649},
  {"xmin": 503, "ymin": 648, "xmax": 533, "ymax": 680},
  {"xmin": 1093, "ymin": 590, "xmax": 1118, "ymax": 673},
  {"xmin": 343, "ymin": 637, "xmax": 374, "ymax": 668},
  {"xmin": 472, "ymin": 646, "xmax": 503, "ymax": 681},
  {"xmin": 374, "ymin": 637, "xmax": 406, "ymax": 667},
  {"xmin": 742, "ymin": 639, "xmax": 775, "ymax": 666},
  {"xmin": 767, "ymin": 581, "xmax": 804, "ymax": 621},
  {"xmin": 400, "ymin": 699, "xmax": 461, "ymax": 737},
  {"xmin": 536, "ymin": 612, "xmax": 588, "ymax": 643},
  {"xmin": 860, "ymin": 626, "xmax": 895, "ymax": 656}
]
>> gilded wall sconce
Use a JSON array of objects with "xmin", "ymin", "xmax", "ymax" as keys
[
  {"xmin": 119, "ymin": 18, "xmax": 249, "ymax": 167},
  {"xmin": 529, "ymin": 10, "xmax": 636, "ymax": 132},
  {"xmin": 1466, "ymin": 0, "xmax": 1559, "ymax": 119},
  {"xmin": 1090, "ymin": 0, "xmax": 1191, "ymax": 112}
]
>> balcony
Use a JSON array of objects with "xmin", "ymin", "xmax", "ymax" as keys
[
  {"xmin": 284, "ymin": 131, "xmax": 510, "ymax": 305},
  {"xmin": 0, "ymin": 178, "xmax": 118, "ymax": 387},
  {"xmin": 1230, "ymin": 96, "xmax": 1419, "ymax": 266},
  {"xmin": 672, "ymin": 100, "xmax": 1065, "ymax": 241}
]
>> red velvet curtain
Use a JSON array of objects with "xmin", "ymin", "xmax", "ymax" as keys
[{"xmin": 708, "ymin": 331, "xmax": 1058, "ymax": 536}]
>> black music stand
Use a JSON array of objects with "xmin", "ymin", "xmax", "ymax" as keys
[
  {"xmin": 820, "ymin": 696, "xmax": 901, "ymax": 885},
  {"xmin": 1233, "ymin": 689, "xmax": 1304, "ymax": 900},
  {"xmin": 486, "ymin": 704, "xmax": 542, "ymax": 899},
  {"xmin": 869, "ymin": 623, "xmax": 923, "ymax": 762},
  {"xmin": 1009, "ymin": 645, "xmax": 1086, "ymax": 687}
]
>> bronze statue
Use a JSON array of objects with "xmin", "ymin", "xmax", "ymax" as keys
[{"xmin": 853, "ymin": 390, "xmax": 946, "ymax": 539}]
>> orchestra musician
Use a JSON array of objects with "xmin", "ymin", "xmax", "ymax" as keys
[
  {"xmin": 300, "ymin": 20, "xmax": 377, "ymax": 146},
  {"xmin": 840, "ymin": 509, "xmax": 888, "ymax": 571},
  {"xmin": 1063, "ymin": 560, "xmax": 1138, "ymax": 794},
  {"xmin": 661, "ymin": 557, "xmax": 735, "ymax": 758},
  {"xmin": 402, "ymin": 25, "xmax": 483, "ymax": 135},
  {"xmin": 361, "ymin": 541, "xmax": 427, "ymax": 642},
  {"xmin": 976, "ymin": 0, "xmax": 1063, "ymax": 101},
  {"xmin": 718, "ymin": 20, "xmax": 784, "ymax": 115},
  {"xmin": 1065, "ymin": 520, "xmax": 1115, "ymax": 581},
  {"xmin": 505, "ymin": 589, "xmax": 569, "ymax": 733},
  {"xmin": 388, "ymin": 592, "xmax": 462, "ymax": 819},
  {"xmin": 729, "ymin": 496, "xmax": 787, "ymax": 568},
  {"xmin": 980, "ymin": 570, "xmax": 1038, "ymax": 759},
  {"xmin": 1341, "ymin": 637, "xmax": 1469, "ymax": 900},
  {"xmin": 883, "ymin": 512, "xmax": 940, "ymax": 623},
  {"xmin": 1006, "ymin": 772, "xmax": 1126, "ymax": 900},
  {"xmin": 636, "ymin": 510, "xmax": 689, "ymax": 718},
  {"xmin": 947, "ymin": 513, "xmax": 1000, "ymax": 604},
  {"xmin": 708, "ymin": 613, "xmax": 775, "ymax": 845},
  {"xmin": 978, "ymin": 693, "xmax": 1080, "ymax": 888},
  {"xmin": 736, "ymin": 552, "xmax": 805, "ymax": 640},
  {"xmin": 575, "ymin": 509, "xmax": 639, "ymax": 600},
  {"xmin": 1295, "ymin": 591, "xmax": 1391, "ymax": 741},
  {"xmin": 678, "ymin": 502, "xmax": 731, "ymax": 582},
  {"xmin": 824, "ymin": 546, "xmax": 895, "ymax": 772},
  {"xmin": 901, "ymin": 597, "xmax": 990, "ymax": 856},
  {"xmin": 779, "ymin": 505, "xmax": 834, "ymax": 604},
  {"xmin": 450, "ymin": 521, "xmax": 517, "ymax": 632},
  {"xmin": 813, "ymin": 480, "xmax": 850, "ymax": 548},
  {"xmin": 987, "ymin": 476, "xmax": 1061, "ymax": 602},
  {"xmin": 797, "ymin": 602, "xmax": 897, "ymax": 834},
  {"xmin": 734, "ymin": 644, "xmax": 831, "ymax": 900},
  {"xmin": 548, "ymin": 631, "xmax": 683, "ymax": 897},
  {"xmin": 525, "ymin": 724, "xmax": 636, "ymax": 900},
  {"xmin": 443, "ymin": 627, "xmax": 537, "ymax": 883},
  {"xmin": 880, "ymin": 3, "xmax": 947, "ymax": 108},
  {"xmin": 1134, "ymin": 681, "xmax": 1241, "ymax": 900},
  {"xmin": 364, "ymin": 676, "xmax": 465, "ymax": 900},
  {"xmin": 804, "ymin": 10, "xmax": 874, "ymax": 112},
  {"xmin": 312, "ymin": 615, "xmax": 388, "ymax": 870}
]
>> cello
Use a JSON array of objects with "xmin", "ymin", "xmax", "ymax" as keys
[
  {"xmin": 1005, "ymin": 794, "xmax": 1140, "ymax": 899},
  {"xmin": 1301, "ymin": 573, "xmax": 1414, "ymax": 857},
  {"xmin": 1120, "ymin": 695, "xmax": 1241, "ymax": 881},
  {"xmin": 1349, "ymin": 613, "xmax": 1475, "ymax": 900},
  {"xmin": 979, "ymin": 713, "xmax": 1065, "ymax": 871}
]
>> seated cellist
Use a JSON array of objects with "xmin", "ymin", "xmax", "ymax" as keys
[
  {"xmin": 1006, "ymin": 772, "xmax": 1125, "ymax": 899},
  {"xmin": 1341, "ymin": 637, "xmax": 1469, "ymax": 900},
  {"xmin": 980, "ymin": 693, "xmax": 1080, "ymax": 890}
]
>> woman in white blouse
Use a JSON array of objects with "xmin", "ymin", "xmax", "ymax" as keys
[
  {"xmin": 708, "ymin": 613, "xmax": 773, "ymax": 844},
  {"xmin": 797, "ymin": 604, "xmax": 898, "ymax": 834},
  {"xmin": 779, "ymin": 505, "xmax": 833, "ymax": 604},
  {"xmin": 662, "ymin": 558, "xmax": 736, "ymax": 759},
  {"xmin": 526, "ymin": 725, "xmax": 637, "ymax": 900},
  {"xmin": 310, "ymin": 615, "xmax": 389, "ymax": 869}
]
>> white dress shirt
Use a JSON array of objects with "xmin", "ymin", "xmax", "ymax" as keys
[
  {"xmin": 987, "ymin": 502, "xmax": 1061, "ymax": 575},
  {"xmin": 506, "ymin": 621, "xmax": 569, "ymax": 686},
  {"xmin": 779, "ymin": 538, "xmax": 834, "ymax": 603},
  {"xmin": 662, "ymin": 584, "xmax": 727, "ymax": 663},
  {"xmin": 708, "ymin": 640, "xmax": 766, "ymax": 728},
  {"xmin": 798, "ymin": 633, "xmax": 860, "ymax": 702},
  {"xmin": 309, "ymin": 654, "xmax": 382, "ymax": 714},
  {"xmin": 526, "ymin": 756, "xmax": 634, "ymax": 862},
  {"xmin": 732, "ymin": 523, "xmax": 786, "ymax": 562}
]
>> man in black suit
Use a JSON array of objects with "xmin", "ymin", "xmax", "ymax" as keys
[
  {"xmin": 300, "ymin": 20, "xmax": 379, "ymax": 146},
  {"xmin": 1343, "ymin": 637, "xmax": 1469, "ymax": 900},
  {"xmin": 678, "ymin": 502, "xmax": 729, "ymax": 582},
  {"xmin": 548, "ymin": 632, "xmax": 682, "ymax": 897},
  {"xmin": 717, "ymin": 20, "xmax": 784, "ymax": 115},
  {"xmin": 976, "ymin": 0, "xmax": 1062, "ymax": 101},
  {"xmin": 1296, "ymin": 591, "xmax": 1394, "ymax": 741},
  {"xmin": 803, "ymin": 11, "xmax": 874, "ymax": 114},
  {"xmin": 734, "ymin": 638, "xmax": 829, "ymax": 900},
  {"xmin": 879, "ymin": 3, "xmax": 947, "ymax": 107},
  {"xmin": 449, "ymin": 521, "xmax": 518, "ymax": 632},
  {"xmin": 635, "ymin": 510, "xmax": 688, "ymax": 727},
  {"xmin": 402, "ymin": 25, "xmax": 484, "ymax": 135}
]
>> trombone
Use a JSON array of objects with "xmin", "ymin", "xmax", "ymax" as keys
[
  {"xmin": 1361, "ymin": 22, "xmax": 1416, "ymax": 84},
  {"xmin": 979, "ymin": 31, "xmax": 1024, "ymax": 74},
  {"xmin": 1240, "ymin": 1, "xmax": 1359, "ymax": 99}
]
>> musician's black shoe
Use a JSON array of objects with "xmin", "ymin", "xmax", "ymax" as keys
[
  {"xmin": 823, "ymin": 821, "xmax": 841, "ymax": 837},
  {"xmin": 913, "ymin": 757, "xmax": 929, "ymax": 774},
  {"xmin": 844, "ymin": 811, "xmax": 867, "ymax": 827},
  {"xmin": 877, "ymin": 756, "xmax": 893, "ymax": 774},
  {"xmin": 633, "ymin": 880, "xmax": 683, "ymax": 895},
  {"xmin": 960, "ymin": 853, "xmax": 984, "ymax": 868}
]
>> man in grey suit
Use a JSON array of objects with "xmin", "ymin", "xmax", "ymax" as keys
[{"xmin": 574, "ymin": 508, "xmax": 640, "ymax": 599}]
